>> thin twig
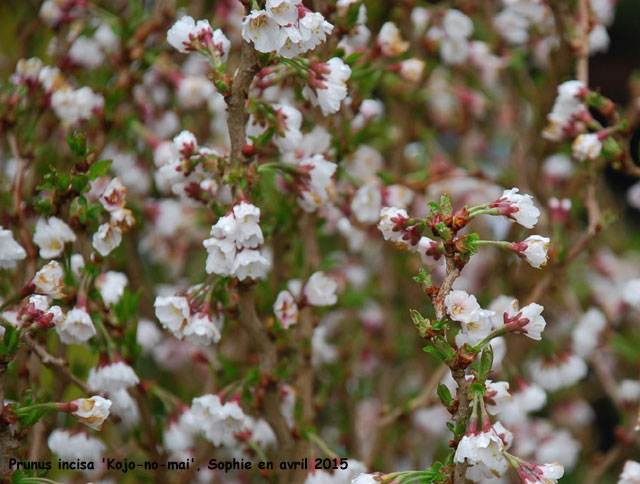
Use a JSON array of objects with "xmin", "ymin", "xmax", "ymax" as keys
[
  {"xmin": 8, "ymin": 134, "xmax": 37, "ymax": 273},
  {"xmin": 377, "ymin": 364, "xmax": 448, "ymax": 428},
  {"xmin": 576, "ymin": 0, "xmax": 589, "ymax": 85},
  {"xmin": 20, "ymin": 334, "xmax": 91, "ymax": 395}
]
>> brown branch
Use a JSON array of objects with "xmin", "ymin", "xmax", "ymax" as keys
[
  {"xmin": 227, "ymin": 42, "xmax": 260, "ymax": 165},
  {"xmin": 20, "ymin": 334, "xmax": 91, "ymax": 395},
  {"xmin": 526, "ymin": 176, "xmax": 601, "ymax": 304},
  {"xmin": 590, "ymin": 352, "xmax": 622, "ymax": 410},
  {"xmin": 576, "ymin": 0, "xmax": 589, "ymax": 85},
  {"xmin": 584, "ymin": 445, "xmax": 623, "ymax": 484},
  {"xmin": 433, "ymin": 257, "xmax": 461, "ymax": 321},
  {"xmin": 237, "ymin": 286, "xmax": 299, "ymax": 484},
  {"xmin": 377, "ymin": 364, "xmax": 448, "ymax": 428},
  {"xmin": 566, "ymin": 178, "xmax": 601, "ymax": 262},
  {"xmin": 8, "ymin": 134, "xmax": 37, "ymax": 272}
]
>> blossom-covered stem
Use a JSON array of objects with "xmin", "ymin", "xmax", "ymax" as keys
[
  {"xmin": 20, "ymin": 334, "xmax": 91, "ymax": 394},
  {"xmin": 431, "ymin": 256, "xmax": 468, "ymax": 483}
]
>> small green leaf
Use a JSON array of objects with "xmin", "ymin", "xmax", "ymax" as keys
[
  {"xmin": 88, "ymin": 159, "xmax": 112, "ymax": 180},
  {"xmin": 344, "ymin": 51, "xmax": 365, "ymax": 64},
  {"xmin": 437, "ymin": 384, "xmax": 453, "ymax": 407},
  {"xmin": 478, "ymin": 346, "xmax": 494, "ymax": 380}
]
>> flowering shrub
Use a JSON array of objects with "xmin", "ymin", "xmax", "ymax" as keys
[{"xmin": 1, "ymin": 1, "xmax": 640, "ymax": 484}]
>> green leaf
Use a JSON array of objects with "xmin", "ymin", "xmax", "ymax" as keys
[
  {"xmin": 66, "ymin": 132, "xmax": 87, "ymax": 156},
  {"xmin": 344, "ymin": 51, "xmax": 365, "ymax": 64},
  {"xmin": 11, "ymin": 470, "xmax": 25, "ymax": 484},
  {"xmin": 71, "ymin": 173, "xmax": 89, "ymax": 193},
  {"xmin": 3, "ymin": 325, "xmax": 19, "ymax": 355},
  {"xmin": 468, "ymin": 380, "xmax": 486, "ymax": 397},
  {"xmin": 423, "ymin": 345, "xmax": 448, "ymax": 363},
  {"xmin": 88, "ymin": 159, "xmax": 112, "ymax": 180},
  {"xmin": 437, "ymin": 384, "xmax": 453, "ymax": 407},
  {"xmin": 344, "ymin": 2, "xmax": 362, "ymax": 28},
  {"xmin": 478, "ymin": 346, "xmax": 494, "ymax": 380},
  {"xmin": 423, "ymin": 336, "xmax": 455, "ymax": 363},
  {"xmin": 432, "ymin": 319, "xmax": 447, "ymax": 331}
]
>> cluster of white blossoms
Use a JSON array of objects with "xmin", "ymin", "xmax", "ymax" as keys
[
  {"xmin": 167, "ymin": 15, "xmax": 230, "ymax": 61},
  {"xmin": 154, "ymin": 294, "xmax": 223, "ymax": 346},
  {"xmin": 419, "ymin": 9, "xmax": 475, "ymax": 66},
  {"xmin": 241, "ymin": 0, "xmax": 333, "ymax": 58},
  {"xmin": 542, "ymin": 80, "xmax": 608, "ymax": 164},
  {"xmin": 302, "ymin": 57, "xmax": 352, "ymax": 116},
  {"xmin": 378, "ymin": 186, "xmax": 550, "ymax": 270},
  {"xmin": 203, "ymin": 201, "xmax": 270, "ymax": 280},
  {"xmin": 455, "ymin": 421, "xmax": 514, "ymax": 480},
  {"xmin": 273, "ymin": 271, "xmax": 338, "ymax": 328},
  {"xmin": 173, "ymin": 394, "xmax": 247, "ymax": 448},
  {"xmin": 527, "ymin": 353, "xmax": 588, "ymax": 392},
  {"xmin": 11, "ymin": 57, "xmax": 104, "ymax": 125},
  {"xmin": 91, "ymin": 177, "xmax": 134, "ymax": 257},
  {"xmin": 33, "ymin": 216, "xmax": 76, "ymax": 259},
  {"xmin": 494, "ymin": 0, "xmax": 553, "ymax": 46},
  {"xmin": 445, "ymin": 290, "xmax": 547, "ymax": 345},
  {"xmin": 86, "ymin": 357, "xmax": 140, "ymax": 429},
  {"xmin": 445, "ymin": 290, "xmax": 495, "ymax": 346},
  {"xmin": 48, "ymin": 429, "xmax": 106, "ymax": 473},
  {"xmin": 68, "ymin": 22, "xmax": 119, "ymax": 69},
  {"xmin": 57, "ymin": 301, "xmax": 96, "ymax": 345}
]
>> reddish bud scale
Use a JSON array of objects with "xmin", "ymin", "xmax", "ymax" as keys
[
  {"xmin": 403, "ymin": 224, "xmax": 423, "ymax": 247},
  {"xmin": 451, "ymin": 207, "xmax": 471, "ymax": 231},
  {"xmin": 35, "ymin": 312, "xmax": 55, "ymax": 330},
  {"xmin": 242, "ymin": 144, "xmax": 256, "ymax": 157},
  {"xmin": 425, "ymin": 241, "xmax": 444, "ymax": 260}
]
